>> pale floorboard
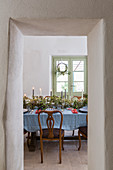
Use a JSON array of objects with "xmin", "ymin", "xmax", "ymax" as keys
[{"xmin": 24, "ymin": 130, "xmax": 88, "ymax": 170}]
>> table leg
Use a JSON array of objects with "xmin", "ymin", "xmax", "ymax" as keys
[
  {"xmin": 29, "ymin": 132, "xmax": 37, "ymax": 152},
  {"xmin": 72, "ymin": 130, "xmax": 74, "ymax": 136}
]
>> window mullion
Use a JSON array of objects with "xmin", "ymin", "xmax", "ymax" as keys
[
  {"xmin": 54, "ymin": 59, "xmax": 57, "ymax": 95},
  {"xmin": 69, "ymin": 58, "xmax": 73, "ymax": 97}
]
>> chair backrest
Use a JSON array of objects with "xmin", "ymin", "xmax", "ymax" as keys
[
  {"xmin": 44, "ymin": 96, "xmax": 59, "ymax": 99},
  {"xmin": 71, "ymin": 96, "xmax": 82, "ymax": 100},
  {"xmin": 38, "ymin": 110, "xmax": 63, "ymax": 139},
  {"xmin": 86, "ymin": 114, "xmax": 88, "ymax": 124},
  {"xmin": 44, "ymin": 96, "xmax": 51, "ymax": 99}
]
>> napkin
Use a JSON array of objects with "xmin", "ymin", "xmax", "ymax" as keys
[
  {"xmin": 35, "ymin": 109, "xmax": 41, "ymax": 114},
  {"xmin": 67, "ymin": 108, "xmax": 73, "ymax": 110},
  {"xmin": 71, "ymin": 109, "xmax": 78, "ymax": 114}
]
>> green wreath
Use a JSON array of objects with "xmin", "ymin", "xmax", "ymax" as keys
[{"xmin": 55, "ymin": 63, "xmax": 71, "ymax": 76}]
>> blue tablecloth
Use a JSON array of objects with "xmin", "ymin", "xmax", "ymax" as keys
[{"xmin": 24, "ymin": 109, "xmax": 87, "ymax": 132}]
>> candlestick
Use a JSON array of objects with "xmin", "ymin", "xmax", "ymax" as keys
[
  {"xmin": 23, "ymin": 98, "xmax": 26, "ymax": 108},
  {"xmin": 61, "ymin": 91, "xmax": 63, "ymax": 99},
  {"xmin": 65, "ymin": 89, "xmax": 66, "ymax": 99},
  {"xmin": 50, "ymin": 89, "xmax": 52, "ymax": 96},
  {"xmin": 32, "ymin": 87, "xmax": 34, "ymax": 99},
  {"xmin": 39, "ymin": 88, "xmax": 42, "ymax": 96}
]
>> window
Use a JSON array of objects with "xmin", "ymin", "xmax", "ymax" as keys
[
  {"xmin": 52, "ymin": 56, "xmax": 87, "ymax": 97},
  {"xmin": 73, "ymin": 61, "xmax": 84, "ymax": 92},
  {"xmin": 56, "ymin": 60, "xmax": 68, "ymax": 92}
]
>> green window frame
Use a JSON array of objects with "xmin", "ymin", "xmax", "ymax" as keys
[{"xmin": 52, "ymin": 56, "xmax": 88, "ymax": 97}]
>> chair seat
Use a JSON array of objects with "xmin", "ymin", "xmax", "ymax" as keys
[
  {"xmin": 24, "ymin": 129, "xmax": 28, "ymax": 134},
  {"xmin": 42, "ymin": 128, "xmax": 64, "ymax": 138},
  {"xmin": 79, "ymin": 126, "xmax": 87, "ymax": 136}
]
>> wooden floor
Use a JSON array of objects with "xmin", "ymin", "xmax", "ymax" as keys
[{"xmin": 24, "ymin": 131, "xmax": 88, "ymax": 170}]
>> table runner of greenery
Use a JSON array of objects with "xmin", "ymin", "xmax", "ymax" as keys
[{"xmin": 23, "ymin": 95, "xmax": 88, "ymax": 110}]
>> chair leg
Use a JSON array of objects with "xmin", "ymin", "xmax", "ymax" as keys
[
  {"xmin": 59, "ymin": 137, "xmax": 62, "ymax": 164},
  {"xmin": 72, "ymin": 130, "xmax": 74, "ymax": 136},
  {"xmin": 27, "ymin": 132, "xmax": 30, "ymax": 148},
  {"xmin": 40, "ymin": 137, "xmax": 43, "ymax": 163},
  {"xmin": 62, "ymin": 134, "xmax": 64, "ymax": 150},
  {"xmin": 78, "ymin": 130, "xmax": 81, "ymax": 151},
  {"xmin": 24, "ymin": 142, "xmax": 26, "ymax": 151}
]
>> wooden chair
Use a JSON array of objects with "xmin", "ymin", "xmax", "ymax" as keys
[
  {"xmin": 38, "ymin": 110, "xmax": 64, "ymax": 164},
  {"xmin": 78, "ymin": 115, "xmax": 88, "ymax": 151},
  {"xmin": 44, "ymin": 96, "xmax": 58, "ymax": 99},
  {"xmin": 71, "ymin": 96, "xmax": 82, "ymax": 101},
  {"xmin": 44, "ymin": 96, "xmax": 51, "ymax": 99}
]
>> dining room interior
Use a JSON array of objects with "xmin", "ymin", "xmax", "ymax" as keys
[
  {"xmin": 23, "ymin": 35, "xmax": 88, "ymax": 169},
  {"xmin": 6, "ymin": 18, "xmax": 105, "ymax": 170}
]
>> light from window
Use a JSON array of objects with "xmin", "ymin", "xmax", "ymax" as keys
[
  {"xmin": 73, "ymin": 61, "xmax": 84, "ymax": 92},
  {"xmin": 56, "ymin": 61, "xmax": 68, "ymax": 92},
  {"xmin": 53, "ymin": 57, "xmax": 87, "ymax": 96}
]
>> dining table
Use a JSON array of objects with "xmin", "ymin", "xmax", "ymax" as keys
[{"xmin": 24, "ymin": 106, "xmax": 88, "ymax": 151}]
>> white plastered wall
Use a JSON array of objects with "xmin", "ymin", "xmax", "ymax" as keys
[
  {"xmin": 0, "ymin": 1, "xmax": 113, "ymax": 170},
  {"xmin": 23, "ymin": 36, "xmax": 87, "ymax": 96},
  {"xmin": 88, "ymin": 20, "xmax": 105, "ymax": 170},
  {"xmin": 6, "ymin": 20, "xmax": 24, "ymax": 170}
]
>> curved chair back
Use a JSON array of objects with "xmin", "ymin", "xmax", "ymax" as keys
[
  {"xmin": 38, "ymin": 110, "xmax": 63, "ymax": 139},
  {"xmin": 86, "ymin": 114, "xmax": 88, "ymax": 124},
  {"xmin": 44, "ymin": 96, "xmax": 59, "ymax": 99},
  {"xmin": 71, "ymin": 96, "xmax": 82, "ymax": 101},
  {"xmin": 44, "ymin": 96, "xmax": 51, "ymax": 99}
]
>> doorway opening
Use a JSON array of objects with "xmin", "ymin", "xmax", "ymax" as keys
[{"xmin": 6, "ymin": 18, "xmax": 105, "ymax": 170}]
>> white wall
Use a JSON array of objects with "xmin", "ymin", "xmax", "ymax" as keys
[
  {"xmin": 8, "ymin": 19, "xmax": 105, "ymax": 170},
  {"xmin": 6, "ymin": 21, "xmax": 24, "ymax": 170},
  {"xmin": 0, "ymin": 1, "xmax": 113, "ymax": 170},
  {"xmin": 88, "ymin": 20, "xmax": 105, "ymax": 170},
  {"xmin": 23, "ymin": 36, "xmax": 87, "ymax": 97}
]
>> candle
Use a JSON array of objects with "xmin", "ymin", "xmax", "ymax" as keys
[
  {"xmin": 67, "ymin": 95, "xmax": 69, "ymax": 100},
  {"xmin": 81, "ymin": 89, "xmax": 83, "ymax": 100},
  {"xmin": 39, "ymin": 88, "xmax": 42, "ymax": 96},
  {"xmin": 61, "ymin": 91, "xmax": 63, "ymax": 99},
  {"xmin": 50, "ymin": 89, "xmax": 52, "ymax": 96},
  {"xmin": 32, "ymin": 87, "xmax": 34, "ymax": 98},
  {"xmin": 24, "ymin": 93, "xmax": 26, "ymax": 97},
  {"xmin": 65, "ymin": 89, "xmax": 66, "ymax": 99}
]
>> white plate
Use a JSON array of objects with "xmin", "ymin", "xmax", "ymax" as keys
[{"xmin": 23, "ymin": 109, "xmax": 28, "ymax": 113}]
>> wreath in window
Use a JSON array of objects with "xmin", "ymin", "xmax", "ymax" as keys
[{"xmin": 55, "ymin": 62, "xmax": 71, "ymax": 76}]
